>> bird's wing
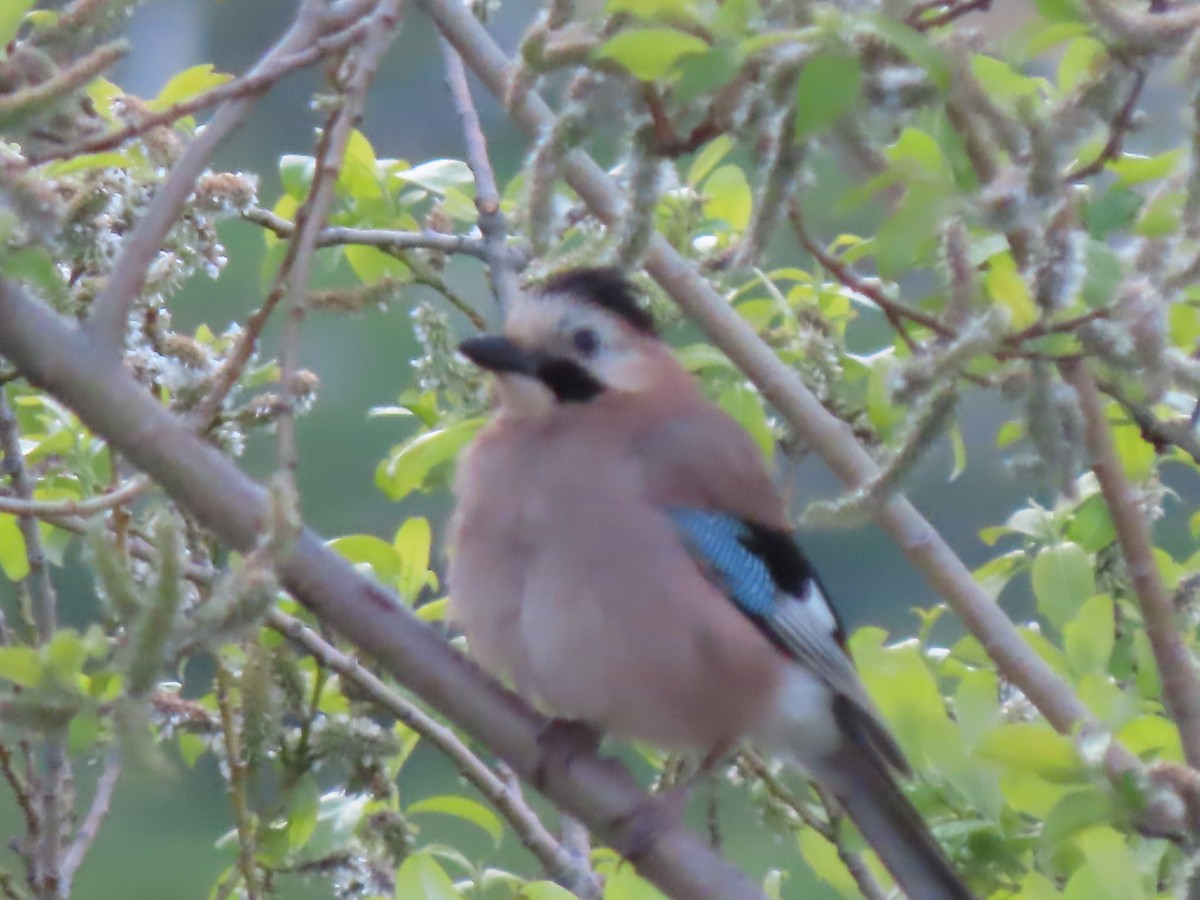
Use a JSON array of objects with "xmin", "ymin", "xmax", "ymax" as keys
[{"xmin": 666, "ymin": 507, "xmax": 908, "ymax": 774}]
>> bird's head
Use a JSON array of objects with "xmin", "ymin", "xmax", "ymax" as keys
[{"xmin": 459, "ymin": 268, "xmax": 675, "ymax": 419}]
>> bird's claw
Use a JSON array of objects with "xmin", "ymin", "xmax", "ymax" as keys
[
  {"xmin": 611, "ymin": 785, "xmax": 691, "ymax": 863},
  {"xmin": 533, "ymin": 718, "xmax": 603, "ymax": 789}
]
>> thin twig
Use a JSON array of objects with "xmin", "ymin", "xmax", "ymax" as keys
[
  {"xmin": 0, "ymin": 742, "xmax": 37, "ymax": 837},
  {"xmin": 59, "ymin": 751, "xmax": 121, "ymax": 894},
  {"xmin": 273, "ymin": 0, "xmax": 405, "ymax": 479},
  {"xmin": 1063, "ymin": 68, "xmax": 1148, "ymax": 182},
  {"xmin": 1099, "ymin": 377, "xmax": 1200, "ymax": 464},
  {"xmin": 242, "ymin": 207, "xmax": 489, "ymax": 257},
  {"xmin": 27, "ymin": 22, "xmax": 369, "ymax": 166},
  {"xmin": 1061, "ymin": 359, "xmax": 1200, "ymax": 769},
  {"xmin": 215, "ymin": 660, "xmax": 260, "ymax": 900},
  {"xmin": 907, "ymin": 0, "xmax": 992, "ymax": 31},
  {"xmin": 0, "ymin": 476, "xmax": 150, "ymax": 518},
  {"xmin": 84, "ymin": 0, "xmax": 342, "ymax": 351},
  {"xmin": 439, "ymin": 36, "xmax": 522, "ymax": 311},
  {"xmin": 789, "ymin": 202, "xmax": 947, "ymax": 350},
  {"xmin": 267, "ymin": 609, "xmax": 603, "ymax": 899}
]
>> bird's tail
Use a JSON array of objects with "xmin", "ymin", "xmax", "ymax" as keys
[{"xmin": 813, "ymin": 743, "xmax": 975, "ymax": 900}]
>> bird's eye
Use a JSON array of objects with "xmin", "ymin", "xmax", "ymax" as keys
[{"xmin": 572, "ymin": 327, "xmax": 600, "ymax": 357}]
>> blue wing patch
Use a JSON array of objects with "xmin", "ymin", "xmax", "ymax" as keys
[
  {"xmin": 667, "ymin": 508, "xmax": 778, "ymax": 615},
  {"xmin": 666, "ymin": 507, "xmax": 845, "ymax": 645}
]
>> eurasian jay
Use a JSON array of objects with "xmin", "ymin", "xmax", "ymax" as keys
[{"xmin": 449, "ymin": 268, "xmax": 974, "ymax": 900}]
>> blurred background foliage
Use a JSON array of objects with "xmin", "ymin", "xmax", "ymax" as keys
[{"xmin": 2, "ymin": 0, "xmax": 1200, "ymax": 898}]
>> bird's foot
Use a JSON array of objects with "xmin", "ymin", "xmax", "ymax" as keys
[
  {"xmin": 611, "ymin": 785, "xmax": 692, "ymax": 863},
  {"xmin": 533, "ymin": 718, "xmax": 604, "ymax": 790}
]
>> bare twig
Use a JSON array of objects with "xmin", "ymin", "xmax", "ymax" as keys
[
  {"xmin": 273, "ymin": 0, "xmax": 405, "ymax": 479},
  {"xmin": 242, "ymin": 207, "xmax": 488, "ymax": 258},
  {"xmin": 28, "ymin": 22, "xmax": 369, "ymax": 166},
  {"xmin": 0, "ymin": 476, "xmax": 150, "ymax": 518},
  {"xmin": 1062, "ymin": 359, "xmax": 1200, "ymax": 769},
  {"xmin": 737, "ymin": 750, "xmax": 886, "ymax": 900},
  {"xmin": 215, "ymin": 660, "xmax": 260, "ymax": 900},
  {"xmin": 268, "ymin": 609, "xmax": 602, "ymax": 899},
  {"xmin": 84, "ymin": 0, "xmax": 345, "ymax": 352},
  {"xmin": 1063, "ymin": 68, "xmax": 1148, "ymax": 182},
  {"xmin": 439, "ymin": 37, "xmax": 522, "ymax": 311},
  {"xmin": 906, "ymin": 0, "xmax": 992, "ymax": 30},
  {"xmin": 58, "ymin": 752, "xmax": 121, "ymax": 895},
  {"xmin": 0, "ymin": 742, "xmax": 37, "ymax": 838},
  {"xmin": 1099, "ymin": 377, "xmax": 1200, "ymax": 464},
  {"xmin": 789, "ymin": 204, "xmax": 950, "ymax": 346}
]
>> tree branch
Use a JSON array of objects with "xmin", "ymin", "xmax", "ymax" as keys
[
  {"xmin": 58, "ymin": 751, "xmax": 121, "ymax": 895},
  {"xmin": 242, "ymin": 207, "xmax": 489, "ymax": 258},
  {"xmin": 439, "ymin": 37, "xmax": 522, "ymax": 311},
  {"xmin": 1061, "ymin": 359, "xmax": 1200, "ymax": 769}
]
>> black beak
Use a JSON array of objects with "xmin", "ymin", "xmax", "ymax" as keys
[{"xmin": 458, "ymin": 335, "xmax": 537, "ymax": 375}]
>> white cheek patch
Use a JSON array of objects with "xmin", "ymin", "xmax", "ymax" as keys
[{"xmin": 495, "ymin": 375, "xmax": 555, "ymax": 420}]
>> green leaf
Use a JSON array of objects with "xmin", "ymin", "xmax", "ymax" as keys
[
  {"xmin": 327, "ymin": 534, "xmax": 402, "ymax": 583},
  {"xmin": 985, "ymin": 252, "xmax": 1038, "ymax": 329},
  {"xmin": 393, "ymin": 158, "xmax": 474, "ymax": 197},
  {"xmin": 148, "ymin": 64, "xmax": 233, "ymax": 112},
  {"xmin": 599, "ymin": 860, "xmax": 668, "ymax": 899},
  {"xmin": 1108, "ymin": 149, "xmax": 1183, "ymax": 186},
  {"xmin": 1065, "ymin": 493, "xmax": 1115, "ymax": 552},
  {"xmin": 794, "ymin": 51, "xmax": 863, "ymax": 139},
  {"xmin": 1074, "ymin": 826, "xmax": 1144, "ymax": 900},
  {"xmin": 702, "ymin": 164, "xmax": 752, "ymax": 230},
  {"xmin": 595, "ymin": 27, "xmax": 710, "ymax": 81},
  {"xmin": 408, "ymin": 794, "xmax": 504, "ymax": 847},
  {"xmin": 0, "ymin": 513, "xmax": 30, "ymax": 582},
  {"xmin": 687, "ymin": 135, "xmax": 734, "ymax": 186},
  {"xmin": 798, "ymin": 829, "xmax": 859, "ymax": 898},
  {"xmin": 1080, "ymin": 240, "xmax": 1121, "ymax": 308},
  {"xmin": 605, "ymin": 0, "xmax": 697, "ymax": 20},
  {"xmin": 1057, "ymin": 36, "xmax": 1106, "ymax": 93},
  {"xmin": 344, "ymin": 245, "xmax": 410, "ymax": 285},
  {"xmin": 977, "ymin": 723, "xmax": 1084, "ymax": 782},
  {"xmin": 520, "ymin": 883, "xmax": 579, "ymax": 900},
  {"xmin": 0, "ymin": 646, "xmax": 41, "ymax": 687},
  {"xmin": 1031, "ymin": 542, "xmax": 1094, "ymax": 631},
  {"xmin": 718, "ymin": 382, "xmax": 773, "ymax": 459},
  {"xmin": 1041, "ymin": 790, "xmax": 1116, "ymax": 852},
  {"xmin": 393, "ymin": 851, "xmax": 461, "ymax": 900},
  {"xmin": 337, "ymin": 129, "xmax": 382, "ymax": 200},
  {"xmin": 415, "ymin": 597, "xmax": 448, "ymax": 623},
  {"xmin": 862, "ymin": 14, "xmax": 950, "ymax": 91},
  {"xmin": 394, "ymin": 517, "xmax": 433, "ymax": 603},
  {"xmin": 287, "ymin": 774, "xmax": 321, "ymax": 850},
  {"xmin": 179, "ymin": 731, "xmax": 206, "ymax": 767},
  {"xmin": 375, "ymin": 419, "xmax": 483, "ymax": 502},
  {"xmin": 1111, "ymin": 423, "xmax": 1154, "ymax": 481},
  {"xmin": 0, "ymin": 0, "xmax": 35, "ymax": 45},
  {"xmin": 1084, "ymin": 187, "xmax": 1142, "ymax": 239},
  {"xmin": 45, "ymin": 629, "xmax": 86, "ymax": 684},
  {"xmin": 971, "ymin": 54, "xmax": 1042, "ymax": 105},
  {"xmin": 1064, "ymin": 594, "xmax": 1114, "ymax": 676},
  {"xmin": 279, "ymin": 155, "xmax": 315, "ymax": 201},
  {"xmin": 954, "ymin": 669, "xmax": 999, "ymax": 748}
]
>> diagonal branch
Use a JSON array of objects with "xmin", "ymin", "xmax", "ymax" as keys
[
  {"xmin": 439, "ymin": 37, "xmax": 522, "ymax": 312},
  {"xmin": 0, "ymin": 277, "xmax": 768, "ymax": 900},
  {"xmin": 417, "ymin": 0, "xmax": 1150, "ymax": 793},
  {"xmin": 1061, "ymin": 359, "xmax": 1200, "ymax": 769},
  {"xmin": 268, "ymin": 609, "xmax": 602, "ymax": 899}
]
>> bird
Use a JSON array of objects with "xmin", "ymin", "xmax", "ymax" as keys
[{"xmin": 448, "ymin": 267, "xmax": 974, "ymax": 900}]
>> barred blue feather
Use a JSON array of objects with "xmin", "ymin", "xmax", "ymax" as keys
[{"xmin": 666, "ymin": 508, "xmax": 778, "ymax": 615}]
